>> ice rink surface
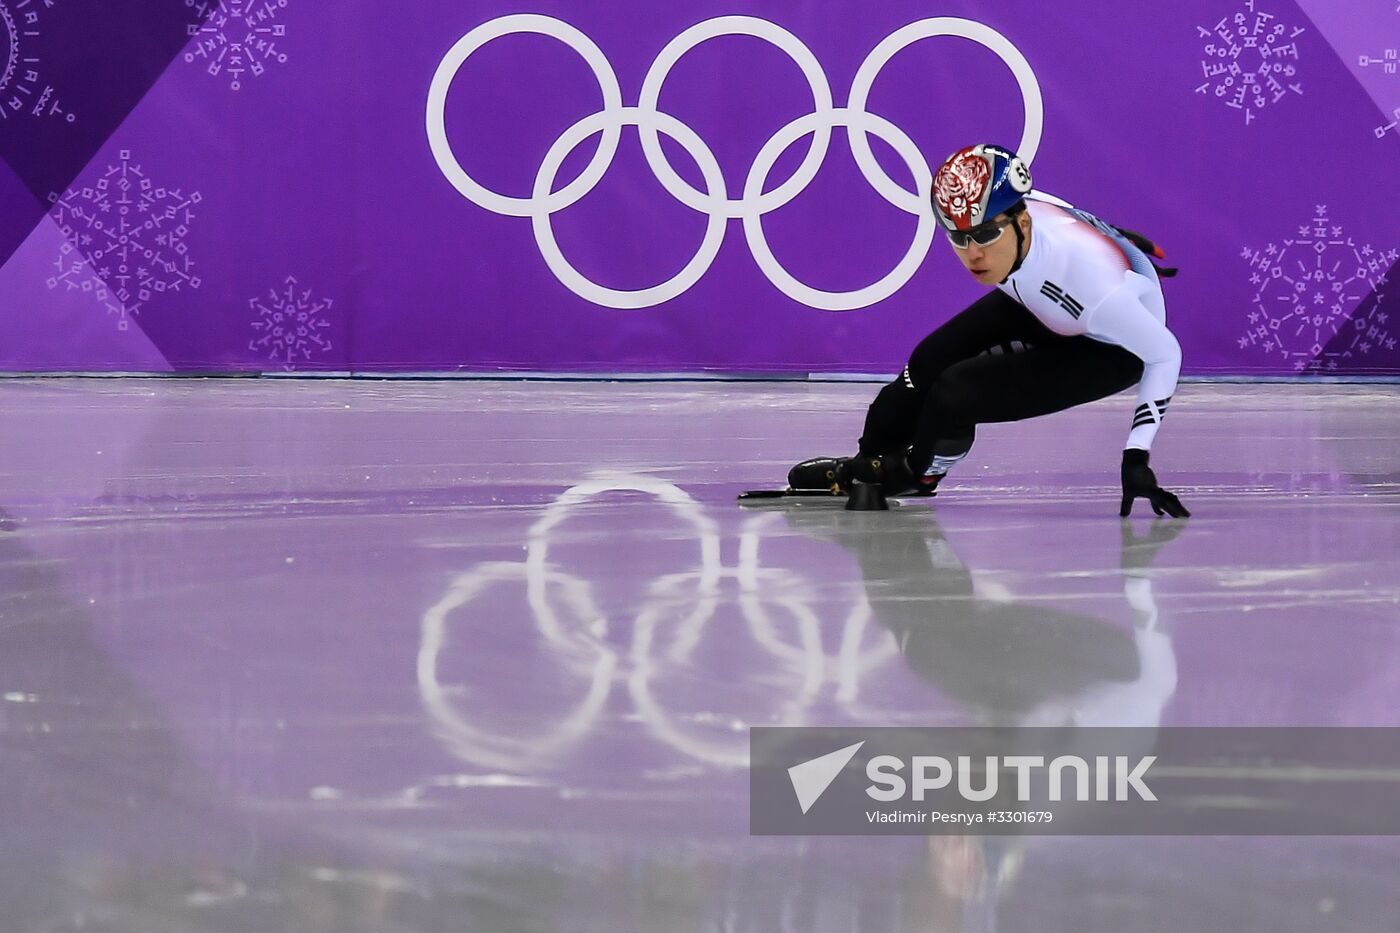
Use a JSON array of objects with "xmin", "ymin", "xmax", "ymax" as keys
[{"xmin": 1, "ymin": 377, "xmax": 1399, "ymax": 932}]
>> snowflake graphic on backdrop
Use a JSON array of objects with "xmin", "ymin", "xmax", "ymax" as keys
[
  {"xmin": 249, "ymin": 275, "xmax": 334, "ymax": 370},
  {"xmin": 1376, "ymin": 105, "xmax": 1400, "ymax": 141},
  {"xmin": 183, "ymin": 0, "xmax": 288, "ymax": 91},
  {"xmin": 0, "ymin": 0, "xmax": 75, "ymax": 121},
  {"xmin": 1196, "ymin": 0, "xmax": 1305, "ymax": 125},
  {"xmin": 1239, "ymin": 205, "xmax": 1397, "ymax": 372},
  {"xmin": 1359, "ymin": 49, "xmax": 1400, "ymax": 139},
  {"xmin": 46, "ymin": 150, "xmax": 202, "ymax": 330}
]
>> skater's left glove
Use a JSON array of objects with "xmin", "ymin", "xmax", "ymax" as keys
[
  {"xmin": 838, "ymin": 452, "xmax": 917, "ymax": 495},
  {"xmin": 1120, "ymin": 449, "xmax": 1190, "ymax": 518}
]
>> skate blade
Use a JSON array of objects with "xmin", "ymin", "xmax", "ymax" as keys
[
  {"xmin": 738, "ymin": 488, "xmax": 843, "ymax": 501},
  {"xmin": 737, "ymin": 487, "xmax": 935, "ymax": 503}
]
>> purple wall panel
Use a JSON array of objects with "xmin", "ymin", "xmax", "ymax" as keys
[{"xmin": 1, "ymin": 0, "xmax": 1398, "ymax": 375}]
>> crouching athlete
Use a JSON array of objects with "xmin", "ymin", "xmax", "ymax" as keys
[{"xmin": 791, "ymin": 144, "xmax": 1190, "ymax": 518}]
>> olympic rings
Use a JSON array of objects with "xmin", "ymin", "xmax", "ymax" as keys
[
  {"xmin": 427, "ymin": 14, "xmax": 1042, "ymax": 309},
  {"xmin": 846, "ymin": 18, "xmax": 1043, "ymax": 208},
  {"xmin": 531, "ymin": 108, "xmax": 730, "ymax": 309},
  {"xmin": 742, "ymin": 109, "xmax": 936, "ymax": 311},
  {"xmin": 636, "ymin": 16, "xmax": 835, "ymax": 218},
  {"xmin": 426, "ymin": 14, "xmax": 624, "ymax": 218}
]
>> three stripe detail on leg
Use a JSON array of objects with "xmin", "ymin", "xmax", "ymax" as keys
[{"xmin": 1132, "ymin": 396, "xmax": 1172, "ymax": 429}]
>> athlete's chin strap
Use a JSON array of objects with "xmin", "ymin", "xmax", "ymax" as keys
[{"xmin": 1001, "ymin": 209, "xmax": 1028, "ymax": 283}]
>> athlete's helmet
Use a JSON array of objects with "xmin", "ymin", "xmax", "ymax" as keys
[{"xmin": 931, "ymin": 144, "xmax": 1033, "ymax": 232}]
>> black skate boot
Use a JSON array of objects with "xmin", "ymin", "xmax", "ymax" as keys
[{"xmin": 787, "ymin": 457, "xmax": 849, "ymax": 493}]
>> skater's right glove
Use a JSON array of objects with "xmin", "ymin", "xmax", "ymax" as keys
[{"xmin": 1119, "ymin": 449, "xmax": 1190, "ymax": 518}]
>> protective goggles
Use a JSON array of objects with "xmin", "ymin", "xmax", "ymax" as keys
[{"xmin": 945, "ymin": 216, "xmax": 1015, "ymax": 249}]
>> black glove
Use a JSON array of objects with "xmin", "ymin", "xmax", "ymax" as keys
[
  {"xmin": 1120, "ymin": 449, "xmax": 1190, "ymax": 518},
  {"xmin": 837, "ymin": 452, "xmax": 916, "ymax": 495}
]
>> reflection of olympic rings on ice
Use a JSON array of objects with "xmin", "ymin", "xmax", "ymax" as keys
[
  {"xmin": 416, "ymin": 472, "xmax": 905, "ymax": 772},
  {"xmin": 736, "ymin": 519, "xmax": 902, "ymax": 711},
  {"xmin": 426, "ymin": 14, "xmax": 1042, "ymax": 310},
  {"xmin": 418, "ymin": 562, "xmax": 617, "ymax": 772}
]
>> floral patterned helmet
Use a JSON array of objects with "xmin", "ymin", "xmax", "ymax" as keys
[{"xmin": 931, "ymin": 144, "xmax": 1033, "ymax": 232}]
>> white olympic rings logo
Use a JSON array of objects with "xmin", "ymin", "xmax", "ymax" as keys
[{"xmin": 426, "ymin": 14, "xmax": 1043, "ymax": 311}]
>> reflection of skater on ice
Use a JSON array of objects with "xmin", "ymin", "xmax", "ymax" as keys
[
  {"xmin": 787, "ymin": 507, "xmax": 1185, "ymax": 931},
  {"xmin": 785, "ymin": 507, "xmax": 1183, "ymax": 728}
]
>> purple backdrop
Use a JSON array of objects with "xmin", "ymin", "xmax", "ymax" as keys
[{"xmin": 1, "ymin": 0, "xmax": 1398, "ymax": 375}]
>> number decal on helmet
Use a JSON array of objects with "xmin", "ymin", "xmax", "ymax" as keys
[{"xmin": 1008, "ymin": 157, "xmax": 1032, "ymax": 194}]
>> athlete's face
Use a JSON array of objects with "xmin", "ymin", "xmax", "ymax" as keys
[{"xmin": 949, "ymin": 211, "xmax": 1032, "ymax": 285}]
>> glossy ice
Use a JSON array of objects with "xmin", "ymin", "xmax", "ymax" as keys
[{"xmin": 1, "ymin": 378, "xmax": 1398, "ymax": 932}]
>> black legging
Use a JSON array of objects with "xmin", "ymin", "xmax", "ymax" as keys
[{"xmin": 859, "ymin": 290, "xmax": 1145, "ymax": 473}]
